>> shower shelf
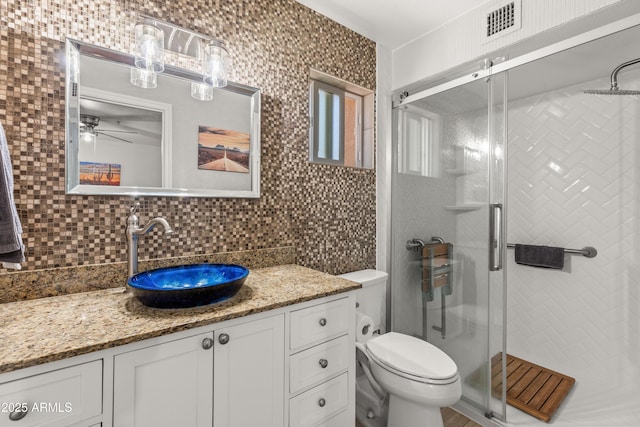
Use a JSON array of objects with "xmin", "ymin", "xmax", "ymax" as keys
[
  {"xmin": 444, "ymin": 168, "xmax": 477, "ymax": 176},
  {"xmin": 444, "ymin": 204, "xmax": 482, "ymax": 212}
]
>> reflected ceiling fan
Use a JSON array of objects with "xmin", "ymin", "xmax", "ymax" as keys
[{"xmin": 80, "ymin": 114, "xmax": 137, "ymax": 144}]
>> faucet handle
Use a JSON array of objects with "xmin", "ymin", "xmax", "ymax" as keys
[
  {"xmin": 129, "ymin": 202, "xmax": 140, "ymax": 216},
  {"xmin": 127, "ymin": 202, "xmax": 141, "ymax": 228}
]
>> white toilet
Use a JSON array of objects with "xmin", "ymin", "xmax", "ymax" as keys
[{"xmin": 339, "ymin": 269, "xmax": 462, "ymax": 427}]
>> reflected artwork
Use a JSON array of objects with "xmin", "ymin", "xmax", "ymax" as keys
[
  {"xmin": 197, "ymin": 126, "xmax": 250, "ymax": 173},
  {"xmin": 79, "ymin": 162, "xmax": 121, "ymax": 186}
]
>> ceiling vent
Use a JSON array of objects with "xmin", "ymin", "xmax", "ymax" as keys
[{"xmin": 484, "ymin": 0, "xmax": 521, "ymax": 42}]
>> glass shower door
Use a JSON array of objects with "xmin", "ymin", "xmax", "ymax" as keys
[{"xmin": 391, "ymin": 68, "xmax": 507, "ymax": 420}]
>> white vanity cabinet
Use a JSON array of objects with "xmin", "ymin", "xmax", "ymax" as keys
[
  {"xmin": 0, "ymin": 291, "xmax": 356, "ymax": 427},
  {"xmin": 112, "ymin": 314, "xmax": 285, "ymax": 427},
  {"xmin": 112, "ymin": 332, "xmax": 214, "ymax": 427},
  {"xmin": 288, "ymin": 297, "xmax": 354, "ymax": 427}
]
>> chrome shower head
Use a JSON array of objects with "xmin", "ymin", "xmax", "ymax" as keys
[{"xmin": 584, "ymin": 57, "xmax": 640, "ymax": 95}]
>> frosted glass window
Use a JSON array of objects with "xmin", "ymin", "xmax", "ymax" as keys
[{"xmin": 317, "ymin": 88, "xmax": 341, "ymax": 161}]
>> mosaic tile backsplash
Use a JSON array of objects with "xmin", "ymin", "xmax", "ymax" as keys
[{"xmin": 0, "ymin": 0, "xmax": 377, "ymax": 275}]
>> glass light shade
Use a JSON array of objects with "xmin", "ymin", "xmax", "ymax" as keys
[
  {"xmin": 203, "ymin": 41, "xmax": 228, "ymax": 88},
  {"xmin": 80, "ymin": 126, "xmax": 97, "ymax": 145},
  {"xmin": 130, "ymin": 67, "xmax": 158, "ymax": 89},
  {"xmin": 191, "ymin": 82, "xmax": 214, "ymax": 101},
  {"xmin": 134, "ymin": 23, "xmax": 165, "ymax": 73}
]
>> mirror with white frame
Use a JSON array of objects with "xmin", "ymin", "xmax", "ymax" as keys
[{"xmin": 65, "ymin": 39, "xmax": 261, "ymax": 198}]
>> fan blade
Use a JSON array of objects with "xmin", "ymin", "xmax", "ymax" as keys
[
  {"xmin": 96, "ymin": 131, "xmax": 134, "ymax": 143},
  {"xmin": 98, "ymin": 129, "xmax": 138, "ymax": 134}
]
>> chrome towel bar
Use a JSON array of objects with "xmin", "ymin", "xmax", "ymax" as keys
[{"xmin": 506, "ymin": 244, "xmax": 597, "ymax": 258}]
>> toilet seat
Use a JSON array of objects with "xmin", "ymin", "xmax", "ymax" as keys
[{"xmin": 366, "ymin": 332, "xmax": 459, "ymax": 385}]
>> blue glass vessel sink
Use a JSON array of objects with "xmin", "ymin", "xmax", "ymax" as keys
[{"xmin": 127, "ymin": 264, "xmax": 249, "ymax": 308}]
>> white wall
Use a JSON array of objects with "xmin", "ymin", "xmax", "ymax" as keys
[
  {"xmin": 79, "ymin": 138, "xmax": 161, "ymax": 187},
  {"xmin": 506, "ymin": 69, "xmax": 640, "ymax": 425},
  {"xmin": 376, "ymin": 44, "xmax": 393, "ymax": 274},
  {"xmin": 392, "ymin": 0, "xmax": 628, "ymax": 89}
]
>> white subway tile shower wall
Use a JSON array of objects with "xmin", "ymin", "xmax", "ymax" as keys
[{"xmin": 506, "ymin": 69, "xmax": 640, "ymax": 425}]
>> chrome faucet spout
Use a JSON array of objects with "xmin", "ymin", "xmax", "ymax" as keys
[
  {"xmin": 136, "ymin": 217, "xmax": 174, "ymax": 236},
  {"xmin": 126, "ymin": 203, "xmax": 174, "ymax": 279}
]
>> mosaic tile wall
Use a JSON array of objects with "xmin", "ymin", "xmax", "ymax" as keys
[{"xmin": 0, "ymin": 0, "xmax": 377, "ymax": 274}]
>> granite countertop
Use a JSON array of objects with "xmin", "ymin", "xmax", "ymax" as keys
[{"xmin": 0, "ymin": 264, "xmax": 360, "ymax": 375}]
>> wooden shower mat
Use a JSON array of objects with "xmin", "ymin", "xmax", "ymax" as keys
[{"xmin": 490, "ymin": 353, "xmax": 575, "ymax": 423}]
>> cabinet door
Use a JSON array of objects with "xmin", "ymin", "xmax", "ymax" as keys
[
  {"xmin": 0, "ymin": 360, "xmax": 102, "ymax": 427},
  {"xmin": 113, "ymin": 332, "xmax": 214, "ymax": 427},
  {"xmin": 214, "ymin": 314, "xmax": 284, "ymax": 427}
]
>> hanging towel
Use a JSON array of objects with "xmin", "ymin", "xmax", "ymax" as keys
[
  {"xmin": 514, "ymin": 244, "xmax": 564, "ymax": 269},
  {"xmin": 0, "ymin": 122, "xmax": 25, "ymax": 268}
]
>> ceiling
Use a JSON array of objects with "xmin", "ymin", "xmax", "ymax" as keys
[{"xmin": 295, "ymin": 0, "xmax": 488, "ymax": 48}]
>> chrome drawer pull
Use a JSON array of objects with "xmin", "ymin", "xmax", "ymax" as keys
[
  {"xmin": 319, "ymin": 358, "xmax": 328, "ymax": 369},
  {"xmin": 319, "ymin": 318, "xmax": 327, "ymax": 327},
  {"xmin": 318, "ymin": 398, "xmax": 326, "ymax": 407}
]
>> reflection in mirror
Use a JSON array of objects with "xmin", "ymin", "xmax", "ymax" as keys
[
  {"xmin": 79, "ymin": 93, "xmax": 165, "ymax": 188},
  {"xmin": 397, "ymin": 105, "xmax": 441, "ymax": 178},
  {"xmin": 65, "ymin": 39, "xmax": 261, "ymax": 198}
]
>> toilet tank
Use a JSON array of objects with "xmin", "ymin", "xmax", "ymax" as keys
[{"xmin": 338, "ymin": 269, "xmax": 388, "ymax": 334}]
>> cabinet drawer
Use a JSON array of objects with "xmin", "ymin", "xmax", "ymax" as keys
[
  {"xmin": 319, "ymin": 410, "xmax": 350, "ymax": 427},
  {"xmin": 0, "ymin": 360, "xmax": 102, "ymax": 426},
  {"xmin": 289, "ymin": 373, "xmax": 348, "ymax": 427},
  {"xmin": 290, "ymin": 335, "xmax": 349, "ymax": 393},
  {"xmin": 290, "ymin": 298, "xmax": 350, "ymax": 351}
]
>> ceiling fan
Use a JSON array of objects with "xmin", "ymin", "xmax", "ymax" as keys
[{"xmin": 80, "ymin": 114, "xmax": 137, "ymax": 144}]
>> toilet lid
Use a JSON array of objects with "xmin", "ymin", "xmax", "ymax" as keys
[{"xmin": 366, "ymin": 332, "xmax": 458, "ymax": 381}]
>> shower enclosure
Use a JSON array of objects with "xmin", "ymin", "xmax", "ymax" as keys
[{"xmin": 390, "ymin": 19, "xmax": 640, "ymax": 426}]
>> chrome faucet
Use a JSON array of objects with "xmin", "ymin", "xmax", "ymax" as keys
[{"xmin": 126, "ymin": 203, "xmax": 174, "ymax": 278}]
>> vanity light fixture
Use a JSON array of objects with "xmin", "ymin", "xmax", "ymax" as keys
[
  {"xmin": 130, "ymin": 15, "xmax": 230, "ymax": 100},
  {"xmin": 131, "ymin": 23, "xmax": 164, "ymax": 89}
]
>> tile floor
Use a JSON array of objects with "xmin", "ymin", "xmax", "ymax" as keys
[{"xmin": 356, "ymin": 407, "xmax": 483, "ymax": 427}]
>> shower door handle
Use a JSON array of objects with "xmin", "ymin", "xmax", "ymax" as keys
[{"xmin": 489, "ymin": 203, "xmax": 503, "ymax": 271}]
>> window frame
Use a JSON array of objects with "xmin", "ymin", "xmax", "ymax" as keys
[
  {"xmin": 308, "ymin": 70, "xmax": 373, "ymax": 169},
  {"xmin": 344, "ymin": 91, "xmax": 363, "ymax": 167}
]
